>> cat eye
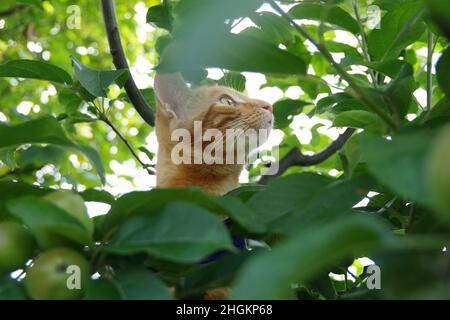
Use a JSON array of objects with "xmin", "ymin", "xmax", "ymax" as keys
[{"xmin": 218, "ymin": 95, "xmax": 237, "ymax": 107}]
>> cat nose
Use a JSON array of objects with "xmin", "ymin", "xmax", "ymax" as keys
[{"xmin": 261, "ymin": 102, "xmax": 273, "ymax": 113}]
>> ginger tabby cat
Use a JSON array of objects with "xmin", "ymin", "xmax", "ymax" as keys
[
  {"xmin": 154, "ymin": 73, "xmax": 273, "ymax": 299},
  {"xmin": 154, "ymin": 72, "xmax": 273, "ymax": 195}
]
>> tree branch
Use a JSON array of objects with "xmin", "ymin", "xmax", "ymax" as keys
[
  {"xmin": 259, "ymin": 128, "xmax": 355, "ymax": 185},
  {"xmin": 101, "ymin": 0, "xmax": 155, "ymax": 126}
]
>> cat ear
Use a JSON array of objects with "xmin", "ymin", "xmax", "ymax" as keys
[{"xmin": 154, "ymin": 73, "xmax": 193, "ymax": 119}]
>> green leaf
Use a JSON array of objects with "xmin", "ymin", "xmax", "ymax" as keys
[
  {"xmin": 360, "ymin": 131, "xmax": 434, "ymax": 206},
  {"xmin": 0, "ymin": 277, "xmax": 27, "ymax": 300},
  {"xmin": 384, "ymin": 64, "xmax": 416, "ymax": 119},
  {"xmin": 17, "ymin": 145, "xmax": 65, "ymax": 168},
  {"xmin": 157, "ymin": 32, "xmax": 307, "ymax": 75},
  {"xmin": 83, "ymin": 279, "xmax": 121, "ymax": 300},
  {"xmin": 436, "ymin": 46, "xmax": 450, "ymax": 97},
  {"xmin": 273, "ymin": 99, "xmax": 308, "ymax": 129},
  {"xmin": 340, "ymin": 57, "xmax": 405, "ymax": 79},
  {"xmin": 105, "ymin": 202, "xmax": 234, "ymax": 263},
  {"xmin": 7, "ymin": 196, "xmax": 93, "ymax": 248},
  {"xmin": 146, "ymin": 4, "xmax": 172, "ymax": 30},
  {"xmin": 181, "ymin": 250, "xmax": 256, "ymax": 297},
  {"xmin": 58, "ymin": 88, "xmax": 83, "ymax": 113},
  {"xmin": 247, "ymin": 173, "xmax": 370, "ymax": 235},
  {"xmin": 288, "ymin": 4, "xmax": 359, "ymax": 34},
  {"xmin": 113, "ymin": 268, "xmax": 173, "ymax": 300},
  {"xmin": 231, "ymin": 215, "xmax": 389, "ymax": 299},
  {"xmin": 71, "ymin": 56, "xmax": 128, "ymax": 98},
  {"xmin": 118, "ymin": 88, "xmax": 156, "ymax": 110},
  {"xmin": 0, "ymin": 60, "xmax": 72, "ymax": 84},
  {"xmin": 173, "ymin": 0, "xmax": 263, "ymax": 35},
  {"xmin": 368, "ymin": 0, "xmax": 426, "ymax": 61},
  {"xmin": 250, "ymin": 12, "xmax": 295, "ymax": 44},
  {"xmin": 0, "ymin": 181, "xmax": 48, "ymax": 218},
  {"xmin": 0, "ymin": 117, "xmax": 105, "ymax": 184},
  {"xmin": 333, "ymin": 110, "xmax": 388, "ymax": 134},
  {"xmin": 425, "ymin": 0, "xmax": 450, "ymax": 40},
  {"xmin": 79, "ymin": 189, "xmax": 115, "ymax": 205},
  {"xmin": 218, "ymin": 72, "xmax": 246, "ymax": 92},
  {"xmin": 101, "ymin": 188, "xmax": 266, "ymax": 236},
  {"xmin": 314, "ymin": 92, "xmax": 353, "ymax": 114}
]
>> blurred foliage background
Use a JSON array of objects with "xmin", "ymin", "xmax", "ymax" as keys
[{"xmin": 1, "ymin": 0, "xmax": 450, "ymax": 300}]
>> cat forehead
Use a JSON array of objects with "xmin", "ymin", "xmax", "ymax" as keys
[{"xmin": 195, "ymin": 85, "xmax": 249, "ymax": 102}]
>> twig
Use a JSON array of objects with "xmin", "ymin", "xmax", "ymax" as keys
[
  {"xmin": 352, "ymin": 0, "xmax": 377, "ymax": 86},
  {"xmin": 100, "ymin": 115, "xmax": 155, "ymax": 176},
  {"xmin": 267, "ymin": 0, "xmax": 399, "ymax": 130},
  {"xmin": 259, "ymin": 128, "xmax": 355, "ymax": 185},
  {"xmin": 101, "ymin": 0, "xmax": 155, "ymax": 126},
  {"xmin": 426, "ymin": 31, "xmax": 433, "ymax": 111}
]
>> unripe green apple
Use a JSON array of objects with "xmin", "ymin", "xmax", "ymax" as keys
[
  {"xmin": 25, "ymin": 248, "xmax": 91, "ymax": 300},
  {"xmin": 0, "ymin": 221, "xmax": 35, "ymax": 272},
  {"xmin": 428, "ymin": 125, "xmax": 450, "ymax": 222},
  {"xmin": 43, "ymin": 191, "xmax": 93, "ymax": 234}
]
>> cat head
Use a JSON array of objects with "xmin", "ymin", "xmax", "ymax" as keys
[{"xmin": 154, "ymin": 73, "xmax": 273, "ymax": 164}]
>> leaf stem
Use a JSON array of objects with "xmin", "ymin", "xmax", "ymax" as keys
[
  {"xmin": 99, "ymin": 114, "xmax": 155, "ymax": 176},
  {"xmin": 267, "ymin": 0, "xmax": 399, "ymax": 130}
]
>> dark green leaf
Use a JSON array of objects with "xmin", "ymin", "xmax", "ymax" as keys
[
  {"xmin": 333, "ymin": 110, "xmax": 388, "ymax": 134},
  {"xmin": 247, "ymin": 173, "xmax": 370, "ymax": 235},
  {"xmin": 157, "ymin": 33, "xmax": 307, "ymax": 75},
  {"xmin": 0, "ymin": 277, "xmax": 27, "ymax": 300},
  {"xmin": 7, "ymin": 196, "xmax": 93, "ymax": 247},
  {"xmin": 83, "ymin": 279, "xmax": 121, "ymax": 300},
  {"xmin": 0, "ymin": 117, "xmax": 105, "ymax": 184},
  {"xmin": 436, "ymin": 46, "xmax": 450, "ymax": 97},
  {"xmin": 231, "ymin": 215, "xmax": 389, "ymax": 299},
  {"xmin": 113, "ymin": 268, "xmax": 173, "ymax": 300},
  {"xmin": 368, "ymin": 0, "xmax": 426, "ymax": 61},
  {"xmin": 273, "ymin": 99, "xmax": 308, "ymax": 129},
  {"xmin": 360, "ymin": 131, "xmax": 434, "ymax": 206},
  {"xmin": 288, "ymin": 4, "xmax": 359, "ymax": 34},
  {"xmin": 250, "ymin": 12, "xmax": 294, "ymax": 44},
  {"xmin": 146, "ymin": 4, "xmax": 172, "ymax": 30},
  {"xmin": 105, "ymin": 202, "xmax": 234, "ymax": 263},
  {"xmin": 79, "ymin": 189, "xmax": 115, "ymax": 205},
  {"xmin": 101, "ymin": 188, "xmax": 266, "ymax": 236},
  {"xmin": 58, "ymin": 88, "xmax": 83, "ymax": 113},
  {"xmin": 71, "ymin": 56, "xmax": 128, "ymax": 98},
  {"xmin": 0, "ymin": 60, "xmax": 72, "ymax": 84},
  {"xmin": 426, "ymin": 0, "xmax": 450, "ymax": 40},
  {"xmin": 384, "ymin": 64, "xmax": 416, "ymax": 119}
]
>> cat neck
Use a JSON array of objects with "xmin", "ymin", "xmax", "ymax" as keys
[{"xmin": 156, "ymin": 150, "xmax": 243, "ymax": 196}]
